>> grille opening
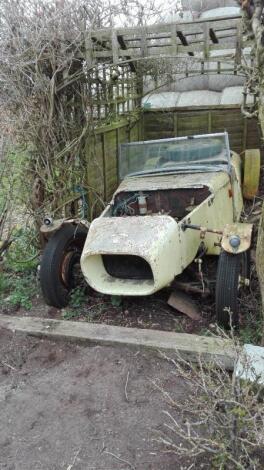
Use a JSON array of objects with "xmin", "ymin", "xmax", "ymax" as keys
[{"xmin": 102, "ymin": 254, "xmax": 153, "ymax": 280}]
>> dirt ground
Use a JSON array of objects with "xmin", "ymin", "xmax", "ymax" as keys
[{"xmin": 0, "ymin": 327, "xmax": 197, "ymax": 470}]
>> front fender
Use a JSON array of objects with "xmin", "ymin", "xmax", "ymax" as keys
[
  {"xmin": 81, "ymin": 215, "xmax": 181, "ymax": 296},
  {"xmin": 221, "ymin": 223, "xmax": 253, "ymax": 254},
  {"xmin": 40, "ymin": 218, "xmax": 90, "ymax": 240}
]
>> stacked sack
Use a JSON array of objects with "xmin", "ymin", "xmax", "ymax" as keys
[
  {"xmin": 143, "ymin": 0, "xmax": 247, "ymax": 98},
  {"xmin": 142, "ymin": 87, "xmax": 253, "ymax": 109},
  {"xmin": 181, "ymin": 0, "xmax": 239, "ymax": 15}
]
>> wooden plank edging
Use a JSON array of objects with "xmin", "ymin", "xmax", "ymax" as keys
[{"xmin": 0, "ymin": 315, "xmax": 236, "ymax": 370}]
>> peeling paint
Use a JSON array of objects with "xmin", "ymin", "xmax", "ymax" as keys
[{"xmin": 115, "ymin": 171, "xmax": 228, "ymax": 194}]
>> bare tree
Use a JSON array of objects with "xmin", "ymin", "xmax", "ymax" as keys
[{"xmin": 0, "ymin": 0, "xmax": 182, "ymax": 237}]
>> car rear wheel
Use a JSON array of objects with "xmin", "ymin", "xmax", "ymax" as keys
[
  {"xmin": 215, "ymin": 250, "xmax": 249, "ymax": 329},
  {"xmin": 40, "ymin": 224, "xmax": 88, "ymax": 308}
]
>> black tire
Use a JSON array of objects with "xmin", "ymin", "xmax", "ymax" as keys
[
  {"xmin": 215, "ymin": 250, "xmax": 249, "ymax": 329},
  {"xmin": 40, "ymin": 224, "xmax": 88, "ymax": 308}
]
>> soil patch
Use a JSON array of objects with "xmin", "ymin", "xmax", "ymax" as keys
[{"xmin": 0, "ymin": 327, "xmax": 196, "ymax": 470}]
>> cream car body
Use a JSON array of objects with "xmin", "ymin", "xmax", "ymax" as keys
[{"xmin": 80, "ymin": 133, "xmax": 250, "ymax": 296}]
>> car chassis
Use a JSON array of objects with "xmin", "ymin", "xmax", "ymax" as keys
[{"xmin": 40, "ymin": 133, "xmax": 259, "ymax": 328}]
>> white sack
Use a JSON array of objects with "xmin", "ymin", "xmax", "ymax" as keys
[
  {"xmin": 182, "ymin": 1, "xmax": 238, "ymax": 12},
  {"xmin": 142, "ymin": 92, "xmax": 180, "ymax": 108},
  {"xmin": 177, "ymin": 90, "xmax": 221, "ymax": 107},
  {"xmin": 220, "ymin": 86, "xmax": 244, "ymax": 105},
  {"xmin": 200, "ymin": 7, "xmax": 240, "ymax": 19}
]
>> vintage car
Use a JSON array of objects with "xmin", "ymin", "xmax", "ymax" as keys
[{"xmin": 40, "ymin": 133, "xmax": 260, "ymax": 328}]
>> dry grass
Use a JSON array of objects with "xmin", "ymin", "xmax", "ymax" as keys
[{"xmin": 155, "ymin": 339, "xmax": 264, "ymax": 469}]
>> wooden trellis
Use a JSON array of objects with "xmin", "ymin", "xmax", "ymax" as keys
[
  {"xmin": 82, "ymin": 12, "xmax": 252, "ymax": 125},
  {"xmin": 88, "ymin": 13, "xmax": 247, "ymax": 70},
  {"xmin": 87, "ymin": 63, "xmax": 140, "ymax": 121}
]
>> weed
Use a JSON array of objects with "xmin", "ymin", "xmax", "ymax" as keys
[
  {"xmin": 1, "ymin": 272, "xmax": 39, "ymax": 310},
  {"xmin": 60, "ymin": 287, "xmax": 88, "ymax": 320},
  {"xmin": 0, "ymin": 225, "xmax": 40, "ymax": 311},
  {"xmin": 173, "ymin": 322, "xmax": 185, "ymax": 333},
  {"xmin": 61, "ymin": 309, "xmax": 81, "ymax": 320},
  {"xmin": 240, "ymin": 318, "xmax": 263, "ymax": 345},
  {"xmin": 0, "ymin": 271, "xmax": 12, "ymax": 293},
  {"xmin": 62, "ymin": 296, "xmax": 108, "ymax": 322},
  {"xmin": 69, "ymin": 287, "xmax": 87, "ymax": 309},
  {"xmin": 239, "ymin": 293, "xmax": 263, "ymax": 345},
  {"xmin": 6, "ymin": 227, "xmax": 39, "ymax": 273}
]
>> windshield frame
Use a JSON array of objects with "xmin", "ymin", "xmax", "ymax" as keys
[{"xmin": 118, "ymin": 132, "xmax": 231, "ymax": 180}]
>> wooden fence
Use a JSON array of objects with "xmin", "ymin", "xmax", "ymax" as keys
[
  {"xmin": 143, "ymin": 107, "xmax": 263, "ymax": 158},
  {"xmin": 85, "ymin": 116, "xmax": 142, "ymax": 219},
  {"xmin": 83, "ymin": 105, "xmax": 263, "ymax": 219}
]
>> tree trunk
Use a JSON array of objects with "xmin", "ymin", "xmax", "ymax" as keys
[
  {"xmin": 256, "ymin": 211, "xmax": 264, "ymax": 344},
  {"xmin": 247, "ymin": 1, "xmax": 264, "ymax": 342}
]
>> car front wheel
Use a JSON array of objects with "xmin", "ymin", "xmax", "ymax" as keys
[
  {"xmin": 215, "ymin": 250, "xmax": 249, "ymax": 329},
  {"xmin": 40, "ymin": 224, "xmax": 88, "ymax": 308}
]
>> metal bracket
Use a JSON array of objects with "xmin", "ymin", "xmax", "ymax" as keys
[{"xmin": 182, "ymin": 223, "xmax": 223, "ymax": 238}]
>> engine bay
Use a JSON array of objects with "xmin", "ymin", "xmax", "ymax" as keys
[{"xmin": 111, "ymin": 187, "xmax": 211, "ymax": 220}]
